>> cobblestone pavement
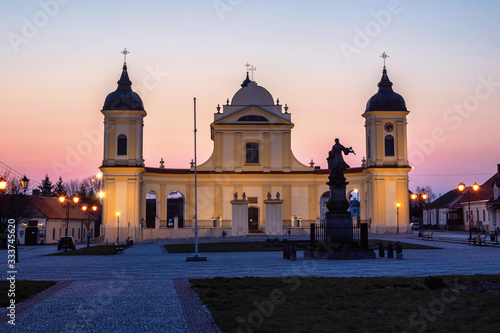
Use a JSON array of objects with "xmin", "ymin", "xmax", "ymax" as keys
[{"xmin": 1, "ymin": 236, "xmax": 499, "ymax": 332}]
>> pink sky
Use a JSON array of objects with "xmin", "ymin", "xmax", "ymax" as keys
[{"xmin": 1, "ymin": 1, "xmax": 499, "ymax": 196}]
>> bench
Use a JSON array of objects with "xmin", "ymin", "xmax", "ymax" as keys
[
  {"xmin": 113, "ymin": 243, "xmax": 125, "ymax": 254},
  {"xmin": 424, "ymin": 232, "xmax": 433, "ymax": 240},
  {"xmin": 468, "ymin": 235, "xmax": 486, "ymax": 246}
]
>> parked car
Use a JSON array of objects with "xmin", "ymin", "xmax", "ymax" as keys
[
  {"xmin": 410, "ymin": 222, "xmax": 420, "ymax": 230},
  {"xmin": 57, "ymin": 236, "xmax": 76, "ymax": 251}
]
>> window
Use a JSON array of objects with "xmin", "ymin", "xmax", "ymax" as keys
[
  {"xmin": 384, "ymin": 135, "xmax": 394, "ymax": 156},
  {"xmin": 117, "ymin": 134, "xmax": 127, "ymax": 155},
  {"xmin": 238, "ymin": 115, "xmax": 268, "ymax": 122},
  {"xmin": 52, "ymin": 228, "xmax": 55, "ymax": 240},
  {"xmin": 246, "ymin": 142, "xmax": 259, "ymax": 164},
  {"xmin": 483, "ymin": 210, "xmax": 486, "ymax": 222}
]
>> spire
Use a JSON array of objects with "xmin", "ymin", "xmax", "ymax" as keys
[
  {"xmin": 241, "ymin": 72, "xmax": 251, "ymax": 87},
  {"xmin": 117, "ymin": 64, "xmax": 132, "ymax": 91},
  {"xmin": 377, "ymin": 67, "xmax": 394, "ymax": 92}
]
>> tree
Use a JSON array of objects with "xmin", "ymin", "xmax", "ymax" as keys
[
  {"xmin": 38, "ymin": 175, "xmax": 53, "ymax": 197},
  {"xmin": 53, "ymin": 177, "xmax": 67, "ymax": 197},
  {"xmin": 77, "ymin": 183, "xmax": 88, "ymax": 203}
]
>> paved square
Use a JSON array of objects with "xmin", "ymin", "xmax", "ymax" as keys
[{"xmin": 1, "ymin": 235, "xmax": 499, "ymax": 332}]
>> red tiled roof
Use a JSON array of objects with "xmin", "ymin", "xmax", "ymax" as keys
[{"xmin": 28, "ymin": 196, "xmax": 96, "ymax": 220}]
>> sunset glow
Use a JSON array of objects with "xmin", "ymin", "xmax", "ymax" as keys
[{"xmin": 1, "ymin": 1, "xmax": 499, "ymax": 195}]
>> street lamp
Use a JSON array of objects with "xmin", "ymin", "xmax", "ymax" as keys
[
  {"xmin": 20, "ymin": 175, "xmax": 29, "ymax": 194},
  {"xmin": 0, "ymin": 177, "xmax": 8, "ymax": 191},
  {"xmin": 82, "ymin": 205, "xmax": 97, "ymax": 247},
  {"xmin": 116, "ymin": 210, "xmax": 120, "ymax": 243},
  {"xmin": 396, "ymin": 202, "xmax": 401, "ymax": 234},
  {"xmin": 458, "ymin": 182, "xmax": 479, "ymax": 240},
  {"xmin": 59, "ymin": 195, "xmax": 80, "ymax": 241}
]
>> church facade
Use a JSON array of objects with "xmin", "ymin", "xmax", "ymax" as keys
[{"xmin": 99, "ymin": 62, "xmax": 411, "ymax": 242}]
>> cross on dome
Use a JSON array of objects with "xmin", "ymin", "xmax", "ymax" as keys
[
  {"xmin": 121, "ymin": 48, "xmax": 130, "ymax": 65},
  {"xmin": 244, "ymin": 62, "xmax": 257, "ymax": 80},
  {"xmin": 380, "ymin": 52, "xmax": 389, "ymax": 68}
]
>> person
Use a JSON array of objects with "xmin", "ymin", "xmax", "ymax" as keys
[{"xmin": 327, "ymin": 138, "xmax": 355, "ymax": 172}]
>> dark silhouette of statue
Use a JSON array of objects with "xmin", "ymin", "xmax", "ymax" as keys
[{"xmin": 327, "ymin": 138, "xmax": 355, "ymax": 173}]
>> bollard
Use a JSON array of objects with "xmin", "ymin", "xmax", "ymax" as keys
[
  {"xmin": 387, "ymin": 242, "xmax": 394, "ymax": 259},
  {"xmin": 343, "ymin": 244, "xmax": 350, "ymax": 260},
  {"xmin": 396, "ymin": 244, "xmax": 403, "ymax": 259},
  {"xmin": 290, "ymin": 245, "xmax": 297, "ymax": 261},
  {"xmin": 283, "ymin": 243, "xmax": 287, "ymax": 259},
  {"xmin": 286, "ymin": 244, "xmax": 291, "ymax": 260},
  {"xmin": 378, "ymin": 243, "xmax": 384, "ymax": 258}
]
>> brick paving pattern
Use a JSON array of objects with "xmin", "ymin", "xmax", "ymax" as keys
[{"xmin": 0, "ymin": 233, "xmax": 498, "ymax": 332}]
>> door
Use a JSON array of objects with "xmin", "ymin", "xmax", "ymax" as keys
[
  {"xmin": 25, "ymin": 227, "xmax": 38, "ymax": 245},
  {"xmin": 248, "ymin": 207, "xmax": 259, "ymax": 232}
]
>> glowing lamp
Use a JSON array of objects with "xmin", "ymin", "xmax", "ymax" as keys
[
  {"xmin": 422, "ymin": 194, "xmax": 428, "ymax": 200},
  {"xmin": 98, "ymin": 191, "xmax": 104, "ymax": 199},
  {"xmin": 92, "ymin": 206, "xmax": 98, "ymax": 211},
  {"xmin": 0, "ymin": 177, "xmax": 7, "ymax": 191},
  {"xmin": 472, "ymin": 183, "xmax": 479, "ymax": 191},
  {"xmin": 73, "ymin": 196, "xmax": 80, "ymax": 204},
  {"xmin": 116, "ymin": 211, "xmax": 121, "ymax": 217},
  {"xmin": 396, "ymin": 202, "xmax": 401, "ymax": 208},
  {"xmin": 82, "ymin": 205, "xmax": 88, "ymax": 211},
  {"xmin": 59, "ymin": 196, "xmax": 66, "ymax": 203},
  {"xmin": 458, "ymin": 183, "xmax": 466, "ymax": 192},
  {"xmin": 411, "ymin": 193, "xmax": 417, "ymax": 200},
  {"xmin": 20, "ymin": 175, "xmax": 30, "ymax": 192}
]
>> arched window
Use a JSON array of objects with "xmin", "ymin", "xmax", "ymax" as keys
[
  {"xmin": 385, "ymin": 135, "xmax": 394, "ymax": 156},
  {"xmin": 238, "ymin": 115, "xmax": 268, "ymax": 122},
  {"xmin": 167, "ymin": 192, "xmax": 185, "ymax": 228},
  {"xmin": 146, "ymin": 191, "xmax": 157, "ymax": 229},
  {"xmin": 246, "ymin": 142, "xmax": 259, "ymax": 164},
  {"xmin": 117, "ymin": 134, "xmax": 127, "ymax": 155}
]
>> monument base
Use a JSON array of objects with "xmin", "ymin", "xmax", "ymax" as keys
[{"xmin": 325, "ymin": 211, "xmax": 353, "ymax": 244}]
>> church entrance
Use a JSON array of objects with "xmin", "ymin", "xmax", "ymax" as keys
[
  {"xmin": 25, "ymin": 227, "xmax": 38, "ymax": 245},
  {"xmin": 248, "ymin": 207, "xmax": 259, "ymax": 232}
]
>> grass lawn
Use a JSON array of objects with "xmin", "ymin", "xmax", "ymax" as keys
[
  {"xmin": 165, "ymin": 239, "xmax": 439, "ymax": 253},
  {"xmin": 47, "ymin": 245, "xmax": 118, "ymax": 256},
  {"xmin": 0, "ymin": 281, "xmax": 56, "ymax": 307},
  {"xmin": 190, "ymin": 275, "xmax": 500, "ymax": 333}
]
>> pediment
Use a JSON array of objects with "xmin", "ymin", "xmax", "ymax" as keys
[{"xmin": 213, "ymin": 106, "xmax": 292, "ymax": 126}]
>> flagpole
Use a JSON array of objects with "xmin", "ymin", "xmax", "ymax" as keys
[
  {"xmin": 187, "ymin": 97, "xmax": 206, "ymax": 261},
  {"xmin": 194, "ymin": 97, "xmax": 199, "ymax": 257}
]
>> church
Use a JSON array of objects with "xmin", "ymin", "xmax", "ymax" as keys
[{"xmin": 99, "ymin": 58, "xmax": 411, "ymax": 242}]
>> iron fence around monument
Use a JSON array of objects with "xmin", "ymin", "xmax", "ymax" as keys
[{"xmin": 310, "ymin": 222, "xmax": 369, "ymax": 248}]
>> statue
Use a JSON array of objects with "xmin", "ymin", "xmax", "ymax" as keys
[
  {"xmin": 242, "ymin": 192, "xmax": 246, "ymax": 200},
  {"xmin": 327, "ymin": 138, "xmax": 355, "ymax": 172},
  {"xmin": 267, "ymin": 192, "xmax": 271, "ymax": 200},
  {"xmin": 276, "ymin": 192, "xmax": 280, "ymax": 200},
  {"xmin": 234, "ymin": 192, "xmax": 238, "ymax": 200}
]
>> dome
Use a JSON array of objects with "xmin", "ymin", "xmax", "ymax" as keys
[
  {"xmin": 102, "ymin": 65, "xmax": 145, "ymax": 111},
  {"xmin": 366, "ymin": 68, "xmax": 407, "ymax": 112},
  {"xmin": 231, "ymin": 73, "xmax": 275, "ymax": 106}
]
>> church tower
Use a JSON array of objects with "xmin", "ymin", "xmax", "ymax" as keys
[
  {"xmin": 361, "ymin": 57, "xmax": 411, "ymax": 232},
  {"xmin": 363, "ymin": 65, "xmax": 409, "ymax": 167},
  {"xmin": 100, "ymin": 51, "xmax": 146, "ymax": 242}
]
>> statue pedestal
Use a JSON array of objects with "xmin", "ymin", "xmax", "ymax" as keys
[{"xmin": 325, "ymin": 211, "xmax": 353, "ymax": 244}]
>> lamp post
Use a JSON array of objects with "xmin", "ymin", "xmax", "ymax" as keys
[
  {"xmin": 82, "ymin": 205, "xmax": 97, "ymax": 247},
  {"xmin": 116, "ymin": 210, "xmax": 120, "ymax": 243},
  {"xmin": 59, "ymin": 195, "xmax": 80, "ymax": 241},
  {"xmin": 396, "ymin": 202, "xmax": 401, "ymax": 234},
  {"xmin": 411, "ymin": 192, "xmax": 428, "ymax": 226},
  {"xmin": 458, "ymin": 182, "xmax": 479, "ymax": 240}
]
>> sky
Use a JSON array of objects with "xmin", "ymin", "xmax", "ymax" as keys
[{"xmin": 1, "ymin": 0, "xmax": 499, "ymax": 196}]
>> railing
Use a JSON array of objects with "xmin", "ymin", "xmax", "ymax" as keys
[{"xmin": 310, "ymin": 222, "xmax": 368, "ymax": 248}]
